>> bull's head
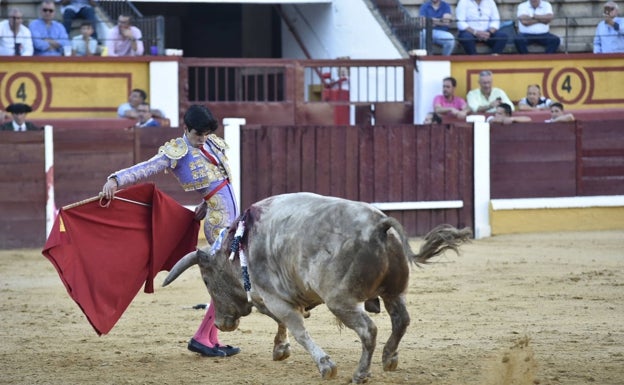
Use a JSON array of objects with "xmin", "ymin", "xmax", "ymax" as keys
[{"xmin": 195, "ymin": 247, "xmax": 253, "ymax": 331}]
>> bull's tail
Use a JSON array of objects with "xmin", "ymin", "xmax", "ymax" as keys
[
  {"xmin": 375, "ymin": 218, "xmax": 471, "ymax": 265},
  {"xmin": 162, "ymin": 250, "xmax": 199, "ymax": 287},
  {"xmin": 412, "ymin": 224, "xmax": 472, "ymax": 265}
]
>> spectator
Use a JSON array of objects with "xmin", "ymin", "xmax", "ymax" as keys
[
  {"xmin": 456, "ymin": 0, "xmax": 508, "ymax": 55},
  {"xmin": 433, "ymin": 76, "xmax": 470, "ymax": 120},
  {"xmin": 56, "ymin": 0, "xmax": 98, "ymax": 41},
  {"xmin": 71, "ymin": 21, "xmax": 98, "ymax": 56},
  {"xmin": 515, "ymin": 0, "xmax": 560, "ymax": 54},
  {"xmin": 0, "ymin": 8, "xmax": 34, "ymax": 56},
  {"xmin": 118, "ymin": 88, "xmax": 147, "ymax": 119},
  {"xmin": 487, "ymin": 103, "xmax": 532, "ymax": 124},
  {"xmin": 545, "ymin": 102, "xmax": 575, "ymax": 122},
  {"xmin": 466, "ymin": 70, "xmax": 514, "ymax": 114},
  {"xmin": 30, "ymin": 0, "xmax": 70, "ymax": 56},
  {"xmin": 593, "ymin": 1, "xmax": 624, "ymax": 53},
  {"xmin": 517, "ymin": 84, "xmax": 553, "ymax": 111},
  {"xmin": 118, "ymin": 88, "xmax": 165, "ymax": 120},
  {"xmin": 135, "ymin": 102, "xmax": 161, "ymax": 127},
  {"xmin": 419, "ymin": 0, "xmax": 456, "ymax": 56},
  {"xmin": 0, "ymin": 103, "xmax": 40, "ymax": 131},
  {"xmin": 106, "ymin": 14, "xmax": 144, "ymax": 57}
]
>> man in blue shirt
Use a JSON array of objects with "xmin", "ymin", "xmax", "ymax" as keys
[
  {"xmin": 419, "ymin": 0, "xmax": 456, "ymax": 55},
  {"xmin": 593, "ymin": 1, "xmax": 624, "ymax": 53},
  {"xmin": 29, "ymin": 0, "xmax": 69, "ymax": 56}
]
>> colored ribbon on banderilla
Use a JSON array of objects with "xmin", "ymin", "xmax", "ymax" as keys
[{"xmin": 229, "ymin": 218, "xmax": 252, "ymax": 302}]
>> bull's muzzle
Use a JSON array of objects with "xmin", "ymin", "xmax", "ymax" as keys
[{"xmin": 216, "ymin": 316, "xmax": 240, "ymax": 332}]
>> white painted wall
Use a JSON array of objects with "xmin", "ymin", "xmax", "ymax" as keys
[
  {"xmin": 149, "ymin": 61, "xmax": 179, "ymax": 127},
  {"xmin": 280, "ymin": 0, "xmax": 402, "ymax": 59},
  {"xmin": 414, "ymin": 58, "xmax": 451, "ymax": 124}
]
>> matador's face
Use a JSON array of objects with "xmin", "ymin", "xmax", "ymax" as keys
[{"xmin": 186, "ymin": 129, "xmax": 210, "ymax": 148}]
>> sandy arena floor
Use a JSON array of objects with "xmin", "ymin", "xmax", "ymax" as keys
[{"xmin": 1, "ymin": 230, "xmax": 623, "ymax": 385}]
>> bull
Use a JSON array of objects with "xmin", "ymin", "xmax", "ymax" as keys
[{"xmin": 163, "ymin": 192, "xmax": 471, "ymax": 383}]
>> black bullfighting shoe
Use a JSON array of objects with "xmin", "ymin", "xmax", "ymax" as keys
[
  {"xmin": 214, "ymin": 343, "xmax": 241, "ymax": 356},
  {"xmin": 188, "ymin": 338, "xmax": 226, "ymax": 357}
]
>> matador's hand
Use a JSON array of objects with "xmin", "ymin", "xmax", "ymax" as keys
[
  {"xmin": 194, "ymin": 201, "xmax": 208, "ymax": 221},
  {"xmin": 102, "ymin": 178, "xmax": 118, "ymax": 200}
]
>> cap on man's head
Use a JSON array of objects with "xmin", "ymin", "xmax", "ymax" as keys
[{"xmin": 6, "ymin": 103, "xmax": 33, "ymax": 114}]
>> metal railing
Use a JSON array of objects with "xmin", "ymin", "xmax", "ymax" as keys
[
  {"xmin": 98, "ymin": 0, "xmax": 165, "ymax": 55},
  {"xmin": 185, "ymin": 59, "xmax": 290, "ymax": 103},
  {"xmin": 183, "ymin": 58, "xmax": 412, "ymax": 104}
]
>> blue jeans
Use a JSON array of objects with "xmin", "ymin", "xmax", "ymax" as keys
[
  {"xmin": 514, "ymin": 33, "xmax": 560, "ymax": 54},
  {"xmin": 63, "ymin": 6, "xmax": 98, "ymax": 40},
  {"xmin": 420, "ymin": 28, "xmax": 456, "ymax": 56},
  {"xmin": 458, "ymin": 30, "xmax": 508, "ymax": 55}
]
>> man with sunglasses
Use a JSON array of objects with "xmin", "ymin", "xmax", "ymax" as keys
[
  {"xmin": 456, "ymin": 0, "xmax": 508, "ymax": 55},
  {"xmin": 0, "ymin": 7, "xmax": 33, "ymax": 56},
  {"xmin": 29, "ymin": 0, "xmax": 69, "ymax": 56}
]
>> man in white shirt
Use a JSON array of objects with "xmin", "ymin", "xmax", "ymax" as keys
[
  {"xmin": 0, "ymin": 8, "xmax": 34, "ymax": 56},
  {"xmin": 456, "ymin": 0, "xmax": 508, "ymax": 54},
  {"xmin": 466, "ymin": 70, "xmax": 514, "ymax": 114},
  {"xmin": 515, "ymin": 0, "xmax": 561, "ymax": 53}
]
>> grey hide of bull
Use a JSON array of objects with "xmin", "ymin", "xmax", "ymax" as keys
[{"xmin": 163, "ymin": 192, "xmax": 472, "ymax": 384}]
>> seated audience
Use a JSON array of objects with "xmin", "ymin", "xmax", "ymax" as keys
[
  {"xmin": 419, "ymin": 0, "xmax": 456, "ymax": 56},
  {"xmin": 118, "ymin": 88, "xmax": 165, "ymax": 120},
  {"xmin": 118, "ymin": 88, "xmax": 147, "ymax": 119},
  {"xmin": 456, "ymin": 0, "xmax": 508, "ymax": 55},
  {"xmin": 71, "ymin": 21, "xmax": 98, "ymax": 56},
  {"xmin": 106, "ymin": 14, "xmax": 144, "ymax": 57},
  {"xmin": 433, "ymin": 77, "xmax": 470, "ymax": 120},
  {"xmin": 545, "ymin": 102, "xmax": 575, "ymax": 122},
  {"xmin": 515, "ymin": 0, "xmax": 561, "ymax": 54},
  {"xmin": 1, "ymin": 103, "xmax": 40, "ymax": 131},
  {"xmin": 135, "ymin": 102, "xmax": 161, "ymax": 127},
  {"xmin": 30, "ymin": 0, "xmax": 69, "ymax": 56},
  {"xmin": 517, "ymin": 84, "xmax": 553, "ymax": 111},
  {"xmin": 57, "ymin": 0, "xmax": 99, "ymax": 41},
  {"xmin": 593, "ymin": 1, "xmax": 624, "ymax": 53},
  {"xmin": 487, "ymin": 103, "xmax": 532, "ymax": 124},
  {"xmin": 467, "ymin": 70, "xmax": 514, "ymax": 114},
  {"xmin": 0, "ymin": 8, "xmax": 34, "ymax": 56}
]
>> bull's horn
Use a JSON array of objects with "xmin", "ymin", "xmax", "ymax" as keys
[{"xmin": 162, "ymin": 250, "xmax": 199, "ymax": 287}]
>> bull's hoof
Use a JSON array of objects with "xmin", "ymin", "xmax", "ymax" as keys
[
  {"xmin": 352, "ymin": 371, "xmax": 372, "ymax": 384},
  {"xmin": 382, "ymin": 351, "xmax": 399, "ymax": 371},
  {"xmin": 272, "ymin": 343, "xmax": 291, "ymax": 361},
  {"xmin": 318, "ymin": 356, "xmax": 337, "ymax": 379}
]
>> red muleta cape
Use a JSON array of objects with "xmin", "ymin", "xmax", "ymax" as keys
[{"xmin": 42, "ymin": 183, "xmax": 199, "ymax": 335}]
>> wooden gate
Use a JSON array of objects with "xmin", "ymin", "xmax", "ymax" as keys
[{"xmin": 238, "ymin": 124, "xmax": 474, "ymax": 236}]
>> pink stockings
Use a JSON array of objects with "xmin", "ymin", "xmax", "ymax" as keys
[{"xmin": 192, "ymin": 299, "xmax": 220, "ymax": 347}]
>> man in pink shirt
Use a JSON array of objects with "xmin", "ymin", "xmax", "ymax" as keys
[
  {"xmin": 433, "ymin": 77, "xmax": 470, "ymax": 121},
  {"xmin": 105, "ymin": 13, "xmax": 144, "ymax": 56}
]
